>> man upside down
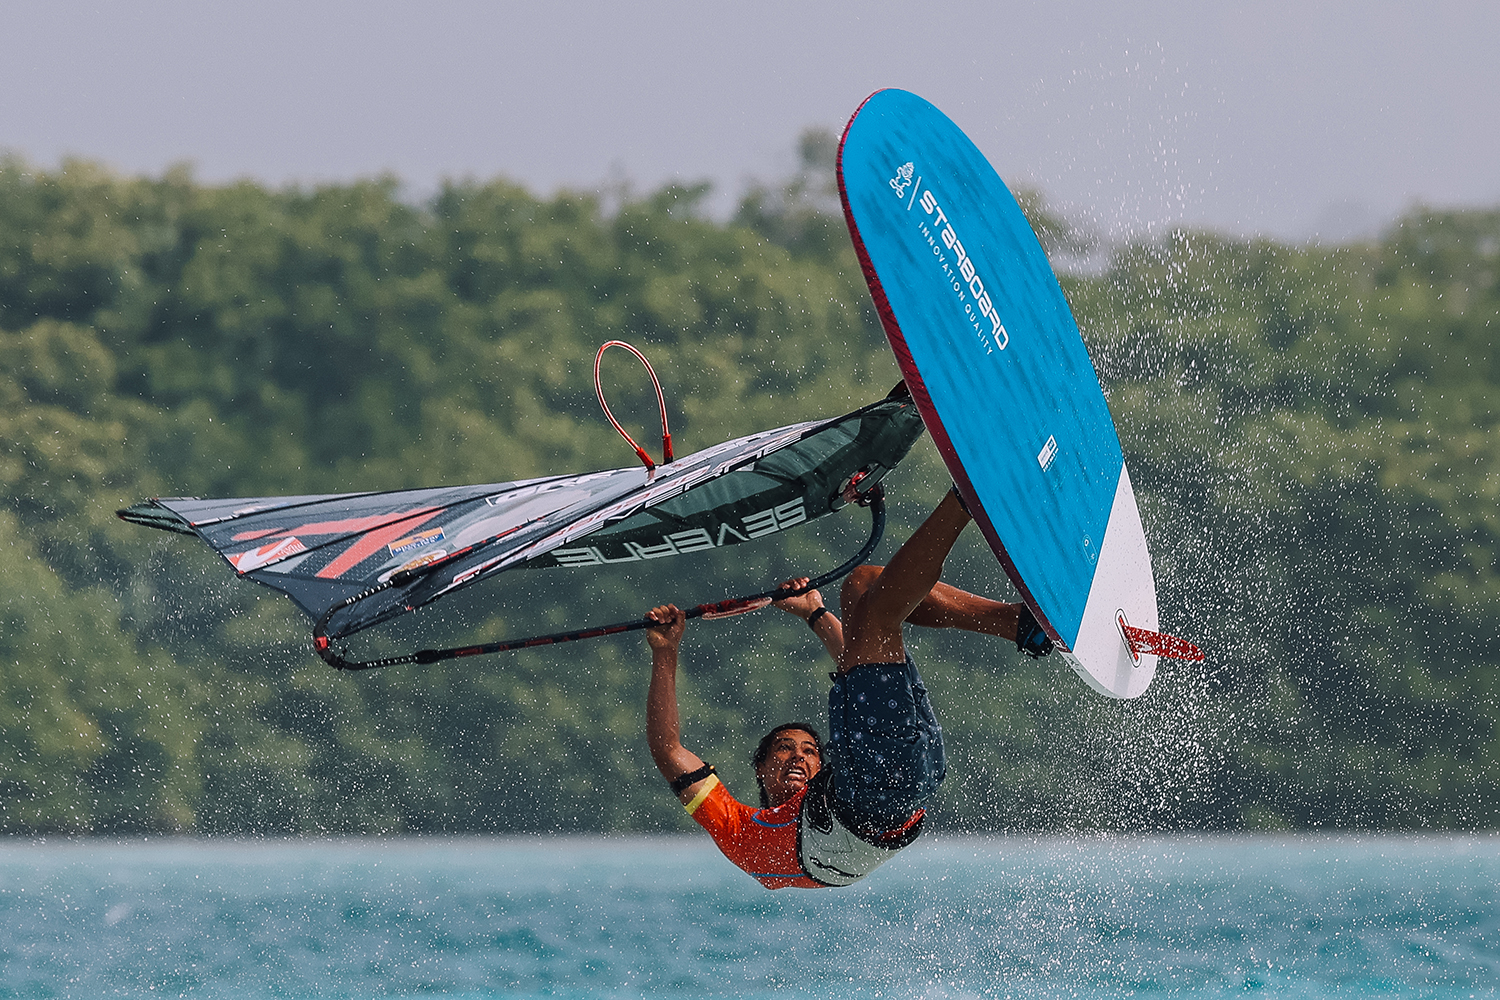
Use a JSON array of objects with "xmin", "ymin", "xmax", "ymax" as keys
[{"xmin": 644, "ymin": 487, "xmax": 1052, "ymax": 889}]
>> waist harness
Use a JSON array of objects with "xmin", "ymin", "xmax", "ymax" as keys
[{"xmin": 797, "ymin": 769, "xmax": 925, "ymax": 887}]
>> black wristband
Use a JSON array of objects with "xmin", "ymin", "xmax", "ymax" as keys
[
  {"xmin": 806, "ymin": 606, "xmax": 831, "ymax": 628},
  {"xmin": 669, "ymin": 764, "xmax": 715, "ymax": 794}
]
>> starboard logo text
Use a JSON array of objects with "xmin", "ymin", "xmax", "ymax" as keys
[
  {"xmin": 890, "ymin": 162, "xmax": 1010, "ymax": 355},
  {"xmin": 917, "ymin": 187, "xmax": 1008, "ymax": 352}
]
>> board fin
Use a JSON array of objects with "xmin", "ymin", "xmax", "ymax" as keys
[{"xmin": 1119, "ymin": 622, "xmax": 1205, "ymax": 662}]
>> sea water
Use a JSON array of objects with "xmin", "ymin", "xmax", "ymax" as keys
[{"xmin": 1, "ymin": 835, "xmax": 1496, "ymax": 999}]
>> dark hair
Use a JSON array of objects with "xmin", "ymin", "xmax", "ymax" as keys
[{"xmin": 752, "ymin": 723, "xmax": 823, "ymax": 807}]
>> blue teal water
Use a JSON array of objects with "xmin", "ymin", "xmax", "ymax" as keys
[{"xmin": 1, "ymin": 835, "xmax": 1496, "ymax": 999}]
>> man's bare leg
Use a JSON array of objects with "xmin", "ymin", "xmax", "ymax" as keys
[
  {"xmin": 839, "ymin": 490, "xmax": 983, "ymax": 670},
  {"xmin": 842, "ymin": 567, "xmax": 1020, "ymax": 639}
]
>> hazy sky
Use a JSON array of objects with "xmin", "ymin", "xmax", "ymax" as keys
[{"xmin": 2, "ymin": 1, "xmax": 1496, "ymax": 242}]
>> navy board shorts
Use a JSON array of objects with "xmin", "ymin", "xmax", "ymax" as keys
[{"xmin": 825, "ymin": 655, "xmax": 946, "ymax": 833}]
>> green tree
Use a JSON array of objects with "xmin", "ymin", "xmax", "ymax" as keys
[{"xmin": 2, "ymin": 151, "xmax": 1497, "ymax": 834}]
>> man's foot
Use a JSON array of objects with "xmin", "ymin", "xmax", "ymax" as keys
[{"xmin": 1015, "ymin": 604, "xmax": 1053, "ymax": 658}]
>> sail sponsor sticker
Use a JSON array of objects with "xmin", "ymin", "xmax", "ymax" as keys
[
  {"xmin": 228, "ymin": 536, "xmax": 307, "ymax": 572},
  {"xmin": 389, "ymin": 527, "xmax": 446, "ymax": 558},
  {"xmin": 378, "ymin": 549, "xmax": 448, "ymax": 584}
]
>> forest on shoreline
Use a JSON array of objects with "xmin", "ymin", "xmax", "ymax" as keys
[{"xmin": 3, "ymin": 140, "xmax": 1497, "ymax": 835}]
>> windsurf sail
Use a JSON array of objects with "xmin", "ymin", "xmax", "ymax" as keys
[{"xmin": 119, "ymin": 394, "xmax": 925, "ymax": 656}]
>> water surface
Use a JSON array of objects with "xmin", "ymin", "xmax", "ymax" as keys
[{"xmin": 1, "ymin": 835, "xmax": 1496, "ymax": 998}]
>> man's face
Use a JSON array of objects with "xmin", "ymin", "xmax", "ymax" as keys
[{"xmin": 756, "ymin": 729, "xmax": 821, "ymax": 807}]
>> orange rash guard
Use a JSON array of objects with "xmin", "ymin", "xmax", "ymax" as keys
[{"xmin": 683, "ymin": 775, "xmax": 823, "ymax": 890}]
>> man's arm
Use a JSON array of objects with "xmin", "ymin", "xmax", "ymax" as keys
[
  {"xmin": 772, "ymin": 577, "xmax": 844, "ymax": 663},
  {"xmin": 644, "ymin": 604, "xmax": 714, "ymax": 806}
]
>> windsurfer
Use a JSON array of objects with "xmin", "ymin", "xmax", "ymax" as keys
[{"xmin": 644, "ymin": 487, "xmax": 1052, "ymax": 889}]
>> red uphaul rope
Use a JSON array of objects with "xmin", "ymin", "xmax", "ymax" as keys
[{"xmin": 594, "ymin": 340, "xmax": 673, "ymax": 469}]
